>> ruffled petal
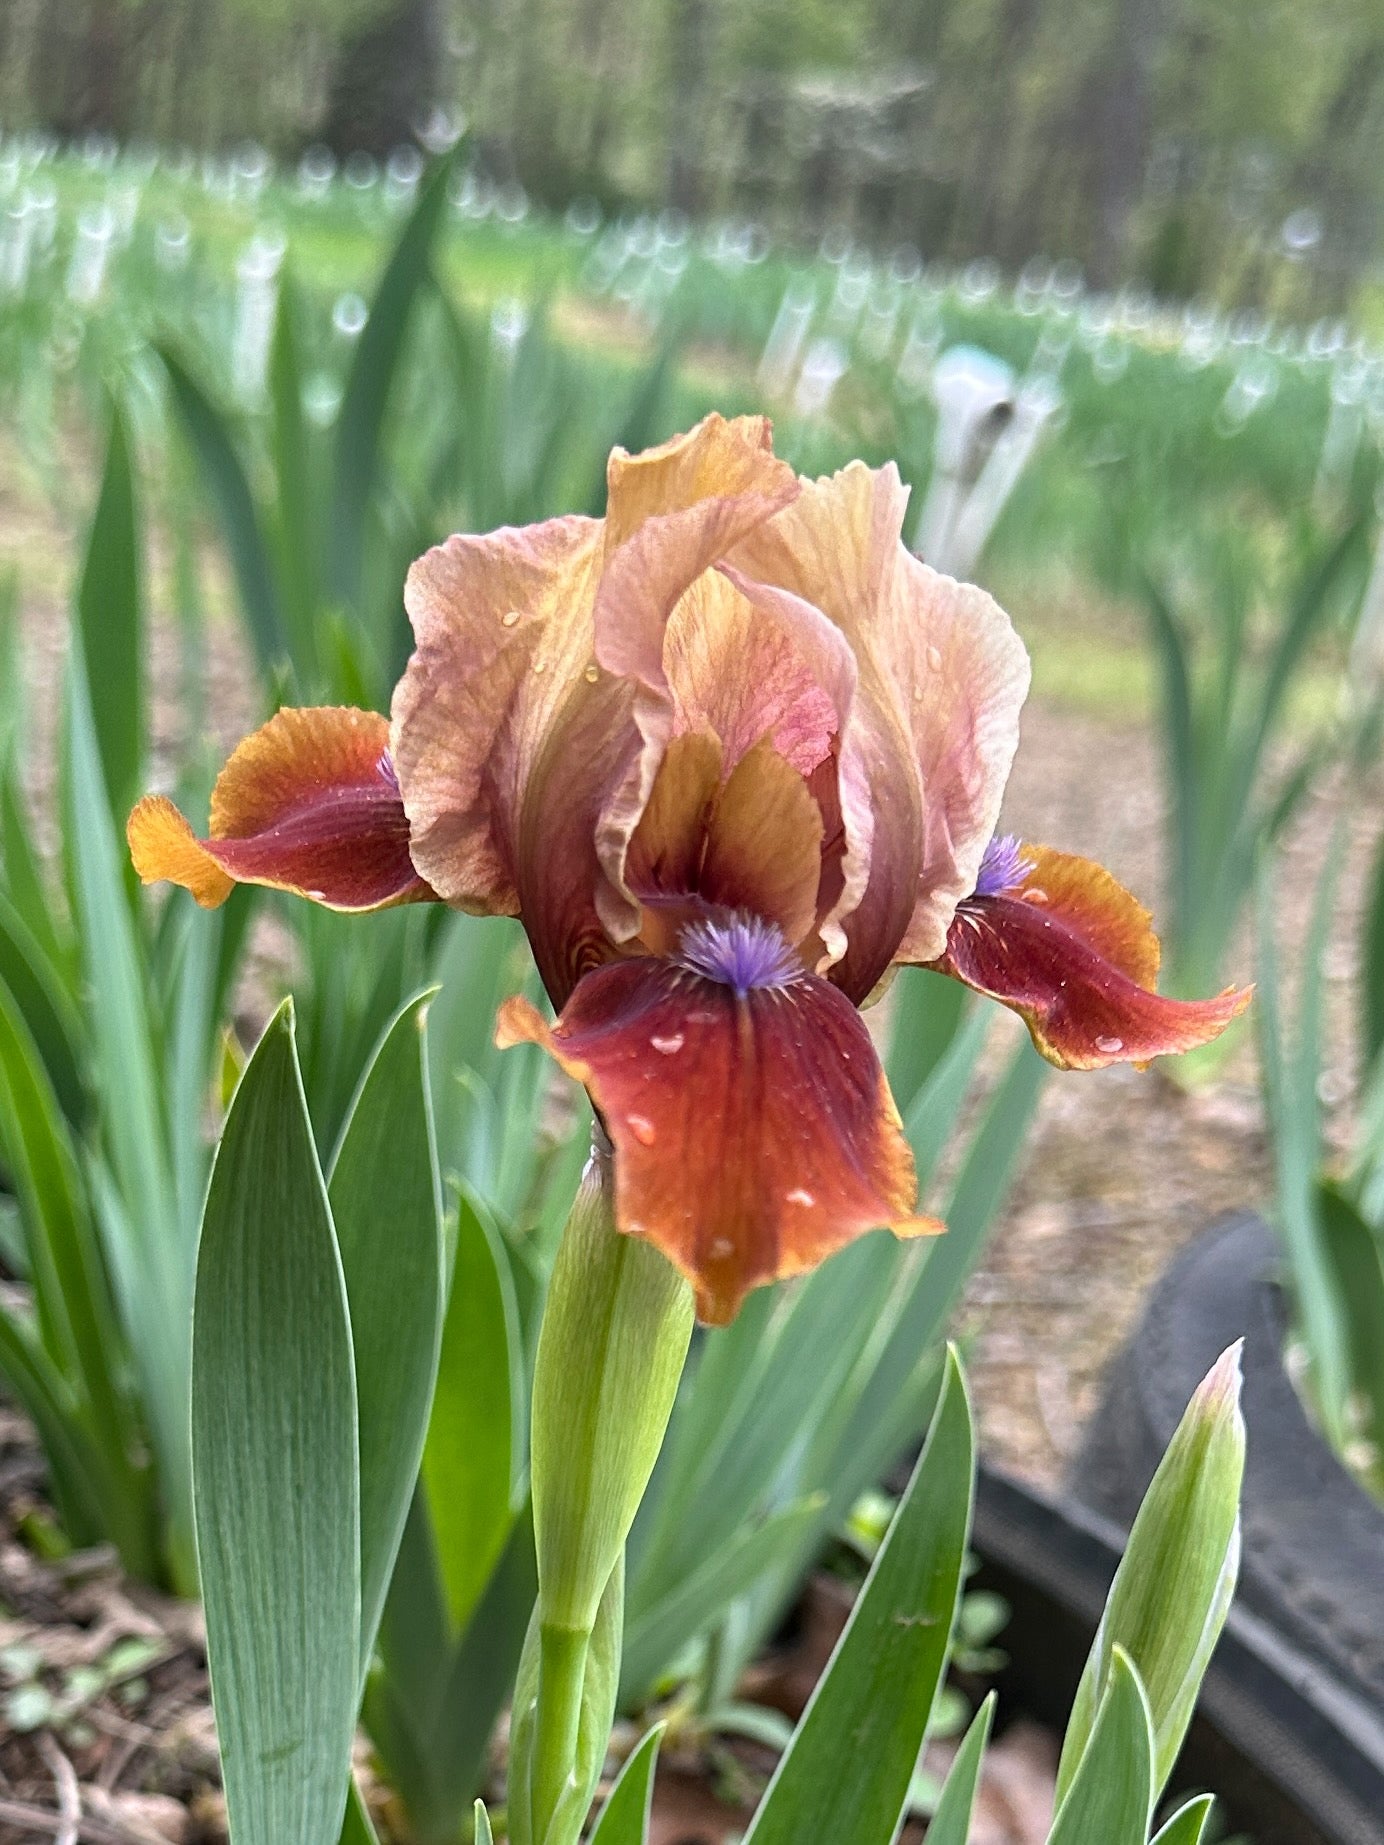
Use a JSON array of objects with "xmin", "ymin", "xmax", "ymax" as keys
[
  {"xmin": 395, "ymin": 514, "xmax": 604, "ymax": 910},
  {"xmin": 602, "ymin": 413, "xmax": 796, "ymax": 566},
  {"xmin": 495, "ymin": 955, "xmax": 939, "ymax": 1324},
  {"xmin": 728, "ymin": 463, "xmax": 1028, "ymax": 998},
  {"xmin": 663, "ymin": 568, "xmax": 841, "ymax": 778},
  {"xmin": 591, "ymin": 417, "xmax": 800, "ymax": 945},
  {"xmin": 128, "ymin": 707, "xmax": 432, "ymax": 911},
  {"xmin": 395, "ymin": 514, "xmax": 623, "ymax": 999},
  {"xmin": 932, "ymin": 844, "xmax": 1252, "ymax": 1069}
]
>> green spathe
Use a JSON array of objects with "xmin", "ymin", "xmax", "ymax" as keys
[
  {"xmin": 515, "ymin": 1142, "xmax": 693, "ymax": 1845},
  {"xmin": 530, "ymin": 1146, "xmax": 694, "ymax": 1635},
  {"xmin": 1056, "ymin": 1344, "xmax": 1246, "ymax": 1806}
]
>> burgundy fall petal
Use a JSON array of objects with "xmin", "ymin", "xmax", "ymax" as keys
[
  {"xmin": 128, "ymin": 707, "xmax": 433, "ymax": 912},
  {"xmin": 933, "ymin": 843, "xmax": 1251, "ymax": 1069},
  {"xmin": 496, "ymin": 947, "xmax": 939, "ymax": 1324}
]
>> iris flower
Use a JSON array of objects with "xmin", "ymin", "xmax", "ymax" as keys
[{"xmin": 130, "ymin": 415, "xmax": 1248, "ymax": 1322}]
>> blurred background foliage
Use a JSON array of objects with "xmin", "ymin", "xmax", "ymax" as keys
[{"xmin": 2, "ymin": 0, "xmax": 1382, "ymax": 314}]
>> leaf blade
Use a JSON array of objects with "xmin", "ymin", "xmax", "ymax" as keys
[
  {"xmin": 328, "ymin": 991, "xmax": 444, "ymax": 1680},
  {"xmin": 742, "ymin": 1348, "xmax": 974, "ymax": 1845},
  {"xmin": 192, "ymin": 1003, "xmax": 360, "ymax": 1845}
]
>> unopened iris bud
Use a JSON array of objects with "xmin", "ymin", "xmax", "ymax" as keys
[{"xmin": 1057, "ymin": 1342, "xmax": 1246, "ymax": 1804}]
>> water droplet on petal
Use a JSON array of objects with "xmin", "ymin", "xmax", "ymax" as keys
[
  {"xmin": 650, "ymin": 1032, "xmax": 684, "ymax": 1055},
  {"xmin": 626, "ymin": 1113, "xmax": 656, "ymax": 1145},
  {"xmin": 532, "ymin": 656, "xmax": 547, "ymax": 675},
  {"xmin": 501, "ymin": 609, "xmax": 521, "ymax": 627},
  {"xmin": 786, "ymin": 1187, "xmax": 815, "ymax": 1207},
  {"xmin": 1023, "ymin": 887, "xmax": 1049, "ymax": 905},
  {"xmin": 584, "ymin": 662, "xmax": 599, "ymax": 683},
  {"xmin": 926, "ymin": 644, "xmax": 943, "ymax": 670},
  {"xmin": 1095, "ymin": 1034, "xmax": 1124, "ymax": 1055},
  {"xmin": 710, "ymin": 1236, "xmax": 733, "ymax": 1258}
]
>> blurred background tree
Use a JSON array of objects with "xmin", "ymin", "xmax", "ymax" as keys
[{"xmin": 0, "ymin": 0, "xmax": 1380, "ymax": 310}]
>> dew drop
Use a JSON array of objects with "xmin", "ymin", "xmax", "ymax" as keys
[
  {"xmin": 626, "ymin": 1113, "xmax": 657, "ymax": 1145},
  {"xmin": 786, "ymin": 1187, "xmax": 815, "ymax": 1207},
  {"xmin": 1095, "ymin": 1034, "xmax": 1124, "ymax": 1055},
  {"xmin": 710, "ymin": 1236, "xmax": 734, "ymax": 1258},
  {"xmin": 584, "ymin": 662, "xmax": 600, "ymax": 683},
  {"xmin": 1023, "ymin": 886, "xmax": 1049, "ymax": 905},
  {"xmin": 926, "ymin": 644, "xmax": 943, "ymax": 670},
  {"xmin": 650, "ymin": 1032, "xmax": 684, "ymax": 1055},
  {"xmin": 532, "ymin": 656, "xmax": 547, "ymax": 675},
  {"xmin": 500, "ymin": 609, "xmax": 521, "ymax": 627}
]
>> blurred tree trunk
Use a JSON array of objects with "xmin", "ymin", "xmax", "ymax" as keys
[
  {"xmin": 320, "ymin": 0, "xmax": 444, "ymax": 158},
  {"xmin": 1286, "ymin": 38, "xmax": 1384, "ymax": 313},
  {"xmin": 33, "ymin": 0, "xmax": 132, "ymax": 138},
  {"xmin": 1085, "ymin": 0, "xmax": 1170, "ymax": 287},
  {"xmin": 666, "ymin": 0, "xmax": 711, "ymax": 215}
]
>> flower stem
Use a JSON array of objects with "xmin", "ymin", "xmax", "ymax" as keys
[{"xmin": 529, "ymin": 1623, "xmax": 591, "ymax": 1842}]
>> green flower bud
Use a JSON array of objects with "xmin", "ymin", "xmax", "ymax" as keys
[{"xmin": 1057, "ymin": 1342, "xmax": 1246, "ymax": 1805}]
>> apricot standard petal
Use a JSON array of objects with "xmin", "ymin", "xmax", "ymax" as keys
[
  {"xmin": 933, "ymin": 844, "xmax": 1252, "ymax": 1069},
  {"xmin": 496, "ymin": 957, "xmax": 939, "ymax": 1324},
  {"xmin": 727, "ymin": 462, "xmax": 1028, "ymax": 997},
  {"xmin": 128, "ymin": 707, "xmax": 431, "ymax": 911}
]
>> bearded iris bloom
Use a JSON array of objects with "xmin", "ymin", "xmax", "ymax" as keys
[{"xmin": 130, "ymin": 415, "xmax": 1248, "ymax": 1323}]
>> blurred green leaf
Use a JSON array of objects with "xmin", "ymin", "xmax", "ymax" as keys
[
  {"xmin": 329, "ymin": 991, "xmax": 444, "ymax": 1678},
  {"xmin": 267, "ymin": 275, "xmax": 321, "ymax": 686},
  {"xmin": 901, "ymin": 994, "xmax": 992, "ymax": 1192},
  {"xmin": 1363, "ymin": 826, "xmax": 1384, "ymax": 1076},
  {"xmin": 329, "ymin": 152, "xmax": 454, "ymax": 622},
  {"xmin": 742, "ymin": 1349, "xmax": 973, "ymax": 1845},
  {"xmin": 0, "ymin": 890, "xmax": 85, "ymax": 1126},
  {"xmin": 422, "ymin": 1189, "xmax": 521, "ymax": 1634},
  {"xmin": 1056, "ymin": 1348, "xmax": 1244, "ymax": 1806},
  {"xmin": 0, "ymin": 978, "xmax": 148, "ymax": 1562},
  {"xmin": 2, "ymin": 759, "xmax": 74, "ymax": 983},
  {"xmin": 160, "ymin": 341, "xmax": 287, "ymax": 676},
  {"xmin": 77, "ymin": 404, "xmax": 142, "ymax": 819},
  {"xmin": 888, "ymin": 967, "xmax": 971, "ymax": 1124},
  {"xmin": 589, "ymin": 1723, "xmax": 663, "ymax": 1845},
  {"xmin": 1151, "ymin": 1794, "xmax": 1216, "ymax": 1844},
  {"xmin": 620, "ymin": 1497, "xmax": 822, "ymax": 1706},
  {"xmin": 922, "ymin": 1692, "xmax": 995, "ymax": 1845},
  {"xmin": 192, "ymin": 1002, "xmax": 359, "ymax": 1845},
  {"xmin": 66, "ymin": 635, "xmax": 194, "ymax": 1584},
  {"xmin": 1258, "ymin": 838, "xmax": 1351, "ymax": 1443},
  {"xmin": 339, "ymin": 1782, "xmax": 380, "ymax": 1845},
  {"xmin": 1048, "ymin": 1648, "xmax": 1154, "ymax": 1845},
  {"xmin": 1317, "ymin": 1181, "xmax": 1384, "ymax": 1473},
  {"xmin": 366, "ymin": 1495, "xmax": 536, "ymax": 1844}
]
